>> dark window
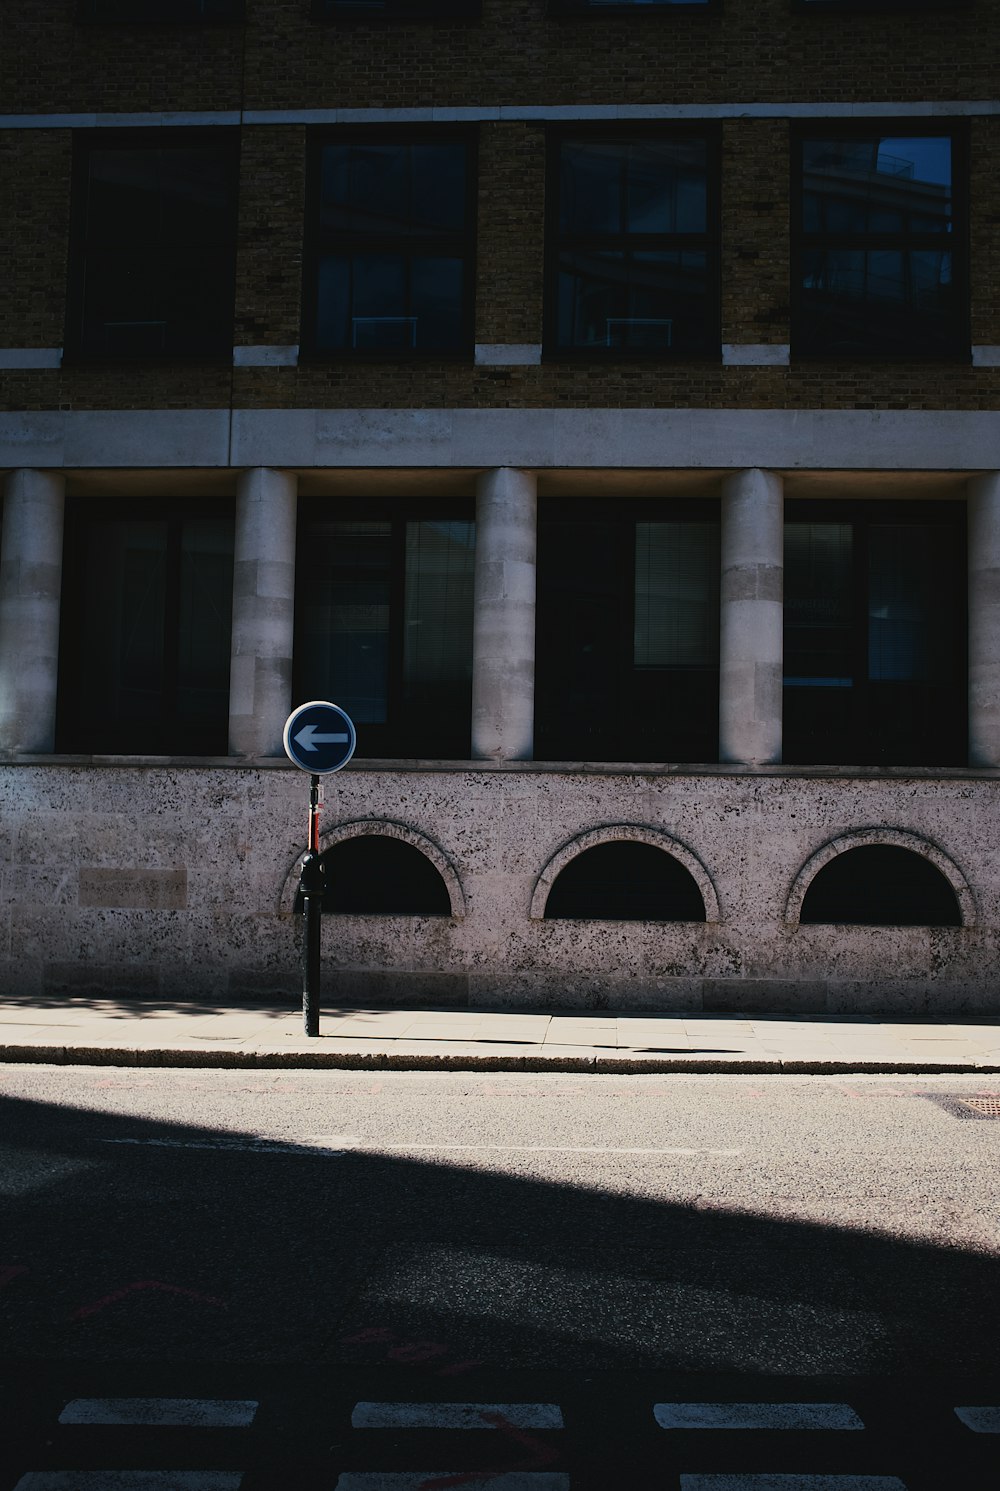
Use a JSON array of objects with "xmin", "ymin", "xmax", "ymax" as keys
[
  {"xmin": 783, "ymin": 501, "xmax": 966, "ymax": 765},
  {"xmin": 314, "ymin": 0, "xmax": 478, "ymax": 17},
  {"xmin": 67, "ymin": 132, "xmax": 238, "ymax": 360},
  {"xmin": 304, "ymin": 133, "xmax": 475, "ymax": 356},
  {"xmin": 793, "ymin": 125, "xmax": 967, "ymax": 358},
  {"xmin": 309, "ymin": 836, "xmax": 452, "ymax": 916},
  {"xmin": 57, "ymin": 502, "xmax": 234, "ymax": 755},
  {"xmin": 545, "ymin": 842, "xmax": 707, "ymax": 920},
  {"xmin": 800, "ymin": 846, "xmax": 961, "ymax": 926},
  {"xmin": 796, "ymin": 0, "xmax": 968, "ymax": 9},
  {"xmin": 78, "ymin": 0, "xmax": 243, "ymax": 20},
  {"xmin": 552, "ymin": 0, "xmax": 712, "ymax": 10},
  {"xmin": 294, "ymin": 505, "xmax": 475, "ymax": 758},
  {"xmin": 535, "ymin": 500, "xmax": 719, "ymax": 762},
  {"xmin": 547, "ymin": 131, "xmax": 718, "ymax": 356}
]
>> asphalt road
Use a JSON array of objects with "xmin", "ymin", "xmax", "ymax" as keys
[{"xmin": 1, "ymin": 1066, "xmax": 998, "ymax": 1488}]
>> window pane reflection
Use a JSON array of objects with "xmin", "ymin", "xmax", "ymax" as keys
[
  {"xmin": 311, "ymin": 138, "xmax": 471, "ymax": 354},
  {"xmin": 559, "ymin": 139, "xmax": 707, "ymax": 235},
  {"xmin": 796, "ymin": 130, "xmax": 961, "ymax": 357}
]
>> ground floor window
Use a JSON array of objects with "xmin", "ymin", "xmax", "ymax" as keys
[
  {"xmin": 783, "ymin": 500, "xmax": 966, "ymax": 766},
  {"xmin": 56, "ymin": 500, "xmax": 234, "ymax": 755},
  {"xmin": 535, "ymin": 499, "xmax": 720, "ymax": 762},
  {"xmin": 293, "ymin": 502, "xmax": 475, "ymax": 758}
]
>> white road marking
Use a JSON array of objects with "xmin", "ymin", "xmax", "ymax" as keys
[
  {"xmin": 334, "ymin": 1477, "xmax": 570, "ymax": 1490},
  {"xmin": 954, "ymin": 1405, "xmax": 1000, "ymax": 1432},
  {"xmin": 310, "ymin": 1140, "xmax": 741, "ymax": 1156},
  {"xmin": 58, "ymin": 1397, "xmax": 258, "ymax": 1427},
  {"xmin": 100, "ymin": 1138, "xmax": 351, "ymax": 1156},
  {"xmin": 351, "ymin": 1401, "xmax": 564, "ymax": 1429},
  {"xmin": 679, "ymin": 1478, "xmax": 908, "ymax": 1490},
  {"xmin": 656, "ymin": 1402, "xmax": 864, "ymax": 1431},
  {"xmin": 14, "ymin": 1475, "xmax": 243, "ymax": 1490},
  {"xmin": 101, "ymin": 1137, "xmax": 741, "ymax": 1157}
]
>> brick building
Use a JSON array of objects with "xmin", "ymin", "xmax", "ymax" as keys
[{"xmin": 1, "ymin": 0, "xmax": 999, "ymax": 1012}]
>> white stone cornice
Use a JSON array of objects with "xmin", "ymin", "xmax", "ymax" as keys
[{"xmin": 2, "ymin": 407, "xmax": 999, "ymax": 473}]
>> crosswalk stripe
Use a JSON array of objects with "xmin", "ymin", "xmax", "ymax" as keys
[
  {"xmin": 351, "ymin": 1401, "xmax": 564, "ymax": 1430},
  {"xmin": 58, "ymin": 1397, "xmax": 258, "ymax": 1428},
  {"xmin": 14, "ymin": 1475, "xmax": 244, "ymax": 1490},
  {"xmin": 678, "ymin": 1477, "xmax": 908, "ymax": 1490},
  {"xmin": 334, "ymin": 1477, "xmax": 570, "ymax": 1490},
  {"xmin": 954, "ymin": 1405, "xmax": 1000, "ymax": 1432},
  {"xmin": 656, "ymin": 1402, "xmax": 864, "ymax": 1431}
]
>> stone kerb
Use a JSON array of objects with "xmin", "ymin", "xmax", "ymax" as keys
[
  {"xmin": 782, "ymin": 826, "xmax": 978, "ymax": 927},
  {"xmin": 278, "ymin": 817, "xmax": 467, "ymax": 920},
  {"xmin": 529, "ymin": 823, "xmax": 722, "ymax": 923}
]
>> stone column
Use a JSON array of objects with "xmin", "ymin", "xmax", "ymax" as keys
[
  {"xmin": 0, "ymin": 469, "xmax": 66, "ymax": 755},
  {"xmin": 471, "ymin": 467, "xmax": 537, "ymax": 761},
  {"xmin": 228, "ymin": 467, "xmax": 298, "ymax": 758},
  {"xmin": 719, "ymin": 468, "xmax": 784, "ymax": 765},
  {"xmin": 968, "ymin": 472, "xmax": 1000, "ymax": 767}
]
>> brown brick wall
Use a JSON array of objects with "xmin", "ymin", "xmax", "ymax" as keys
[
  {"xmin": 234, "ymin": 125, "xmax": 306, "ymax": 348},
  {"xmin": 1, "ymin": 3, "xmax": 997, "ymax": 417},
  {"xmin": 0, "ymin": 0, "xmax": 243, "ymax": 116},
  {"xmin": 475, "ymin": 123, "xmax": 546, "ymax": 348},
  {"xmin": 720, "ymin": 120, "xmax": 790, "ymax": 347},
  {"xmin": 970, "ymin": 117, "xmax": 1000, "ymax": 347},
  {"xmin": 0, "ymin": 131, "xmax": 72, "ymax": 350},
  {"xmin": 2, "ymin": 0, "xmax": 995, "ymax": 118}
]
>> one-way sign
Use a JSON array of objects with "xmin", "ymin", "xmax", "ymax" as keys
[{"xmin": 282, "ymin": 700, "xmax": 357, "ymax": 774}]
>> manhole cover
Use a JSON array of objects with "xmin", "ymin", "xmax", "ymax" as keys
[{"xmin": 954, "ymin": 1097, "xmax": 1000, "ymax": 1119}]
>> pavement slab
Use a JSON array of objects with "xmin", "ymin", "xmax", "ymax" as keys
[{"xmin": 1, "ymin": 998, "xmax": 1000, "ymax": 1072}]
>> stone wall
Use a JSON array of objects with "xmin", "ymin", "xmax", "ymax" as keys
[{"xmin": 3, "ymin": 759, "xmax": 999, "ymax": 1015}]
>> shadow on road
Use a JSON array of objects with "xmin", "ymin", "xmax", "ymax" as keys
[{"xmin": 0, "ymin": 1085, "xmax": 996, "ymax": 1382}]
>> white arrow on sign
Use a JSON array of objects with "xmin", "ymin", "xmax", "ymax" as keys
[{"xmin": 294, "ymin": 724, "xmax": 350, "ymax": 751}]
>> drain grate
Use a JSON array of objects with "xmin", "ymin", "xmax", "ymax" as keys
[
  {"xmin": 954, "ymin": 1096, "xmax": 1000, "ymax": 1119},
  {"xmin": 922, "ymin": 1092, "xmax": 1000, "ymax": 1120}
]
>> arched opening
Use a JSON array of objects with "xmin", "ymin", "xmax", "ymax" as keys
[
  {"xmin": 799, "ymin": 845, "xmax": 962, "ymax": 926},
  {"xmin": 300, "ymin": 834, "xmax": 452, "ymax": 916},
  {"xmin": 543, "ymin": 841, "xmax": 707, "ymax": 921}
]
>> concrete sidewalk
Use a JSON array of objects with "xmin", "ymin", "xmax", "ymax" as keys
[{"xmin": 2, "ymin": 996, "xmax": 1000, "ymax": 1072}]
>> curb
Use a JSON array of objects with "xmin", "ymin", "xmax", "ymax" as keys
[{"xmin": 2, "ymin": 1044, "xmax": 999, "ymax": 1075}]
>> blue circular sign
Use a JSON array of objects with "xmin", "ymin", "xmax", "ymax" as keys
[{"xmin": 283, "ymin": 701, "xmax": 357, "ymax": 775}]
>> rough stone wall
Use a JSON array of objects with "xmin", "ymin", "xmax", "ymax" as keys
[{"xmin": 3, "ymin": 761, "xmax": 999, "ymax": 1015}]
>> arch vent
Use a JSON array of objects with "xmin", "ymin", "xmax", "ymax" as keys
[
  {"xmin": 799, "ymin": 844, "xmax": 962, "ymax": 927},
  {"xmin": 541, "ymin": 839, "xmax": 708, "ymax": 922}
]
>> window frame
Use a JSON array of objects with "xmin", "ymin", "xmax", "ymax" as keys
[
  {"xmin": 793, "ymin": 0, "xmax": 970, "ymax": 11},
  {"xmin": 782, "ymin": 497, "xmax": 967, "ymax": 767},
  {"xmin": 301, "ymin": 127, "xmax": 479, "ymax": 362},
  {"xmin": 549, "ymin": 0, "xmax": 717, "ymax": 15},
  {"xmin": 55, "ymin": 496, "xmax": 236, "ymax": 758},
  {"xmin": 292, "ymin": 499, "xmax": 477, "ymax": 759},
  {"xmin": 534, "ymin": 495, "xmax": 722, "ymax": 763},
  {"xmin": 64, "ymin": 127, "xmax": 240, "ymax": 365},
  {"xmin": 312, "ymin": 0, "xmax": 480, "ymax": 20},
  {"xmin": 543, "ymin": 125, "xmax": 722, "ymax": 362},
  {"xmin": 790, "ymin": 119, "xmax": 970, "ymax": 362},
  {"xmin": 76, "ymin": 0, "xmax": 245, "ymax": 24}
]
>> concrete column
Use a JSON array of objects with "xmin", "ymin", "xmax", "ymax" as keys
[
  {"xmin": 968, "ymin": 472, "xmax": 1000, "ymax": 767},
  {"xmin": 228, "ymin": 467, "xmax": 298, "ymax": 758},
  {"xmin": 0, "ymin": 469, "xmax": 66, "ymax": 755},
  {"xmin": 471, "ymin": 467, "xmax": 537, "ymax": 761},
  {"xmin": 719, "ymin": 468, "xmax": 784, "ymax": 765}
]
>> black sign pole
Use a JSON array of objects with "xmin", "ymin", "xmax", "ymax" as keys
[
  {"xmin": 300, "ymin": 773, "xmax": 325, "ymax": 1037},
  {"xmin": 283, "ymin": 702, "xmax": 357, "ymax": 1041}
]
